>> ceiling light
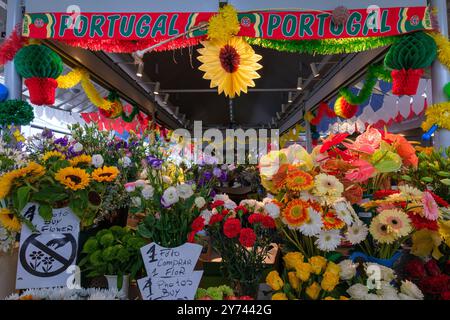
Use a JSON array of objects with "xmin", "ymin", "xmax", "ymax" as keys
[
  {"xmin": 153, "ymin": 82, "xmax": 160, "ymax": 95},
  {"xmin": 136, "ymin": 62, "xmax": 144, "ymax": 77},
  {"xmin": 288, "ymin": 92, "xmax": 294, "ymax": 103},
  {"xmin": 310, "ymin": 63, "xmax": 320, "ymax": 78},
  {"xmin": 297, "ymin": 77, "xmax": 303, "ymax": 90}
]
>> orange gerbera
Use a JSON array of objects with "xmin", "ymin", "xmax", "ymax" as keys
[
  {"xmin": 282, "ymin": 199, "xmax": 310, "ymax": 228},
  {"xmin": 322, "ymin": 211, "xmax": 345, "ymax": 230},
  {"xmin": 272, "ymin": 164, "xmax": 290, "ymax": 190},
  {"xmin": 286, "ymin": 170, "xmax": 314, "ymax": 191}
]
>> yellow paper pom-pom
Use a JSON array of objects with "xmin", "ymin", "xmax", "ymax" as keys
[
  {"xmin": 428, "ymin": 31, "xmax": 450, "ymax": 71},
  {"xmin": 207, "ymin": 4, "xmax": 240, "ymax": 42}
]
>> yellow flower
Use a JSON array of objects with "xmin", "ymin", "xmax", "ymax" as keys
[
  {"xmin": 283, "ymin": 252, "xmax": 304, "ymax": 270},
  {"xmin": 92, "ymin": 166, "xmax": 119, "ymax": 182},
  {"xmin": 411, "ymin": 229, "xmax": 442, "ymax": 260},
  {"xmin": 0, "ymin": 174, "xmax": 13, "ymax": 199},
  {"xmin": 321, "ymin": 271, "xmax": 340, "ymax": 292},
  {"xmin": 295, "ymin": 262, "xmax": 312, "ymax": 282},
  {"xmin": 13, "ymin": 129, "xmax": 25, "ymax": 142},
  {"xmin": 0, "ymin": 208, "xmax": 21, "ymax": 232},
  {"xmin": 0, "ymin": 162, "xmax": 46, "ymax": 198},
  {"xmin": 309, "ymin": 256, "xmax": 327, "ymax": 275},
  {"xmin": 305, "ymin": 282, "xmax": 321, "ymax": 300},
  {"xmin": 439, "ymin": 220, "xmax": 450, "ymax": 247},
  {"xmin": 271, "ymin": 292, "xmax": 288, "ymax": 300},
  {"xmin": 288, "ymin": 271, "xmax": 300, "ymax": 291},
  {"xmin": 42, "ymin": 151, "xmax": 66, "ymax": 162},
  {"xmin": 266, "ymin": 271, "xmax": 284, "ymax": 291},
  {"xmin": 55, "ymin": 167, "xmax": 90, "ymax": 191},
  {"xmin": 325, "ymin": 261, "xmax": 341, "ymax": 276},
  {"xmin": 323, "ymin": 296, "xmax": 335, "ymax": 300},
  {"xmin": 69, "ymin": 154, "xmax": 92, "ymax": 167},
  {"xmin": 339, "ymin": 296, "xmax": 350, "ymax": 300}
]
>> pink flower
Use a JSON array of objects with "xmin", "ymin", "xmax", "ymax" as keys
[
  {"xmin": 344, "ymin": 127, "xmax": 381, "ymax": 154},
  {"xmin": 344, "ymin": 160, "xmax": 375, "ymax": 182},
  {"xmin": 124, "ymin": 182, "xmax": 136, "ymax": 192},
  {"xmin": 422, "ymin": 191, "xmax": 439, "ymax": 221}
]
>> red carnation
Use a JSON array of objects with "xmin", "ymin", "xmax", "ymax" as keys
[
  {"xmin": 408, "ymin": 212, "xmax": 439, "ymax": 231},
  {"xmin": 419, "ymin": 275, "xmax": 450, "ymax": 295},
  {"xmin": 221, "ymin": 209, "xmax": 230, "ymax": 216},
  {"xmin": 425, "ymin": 259, "xmax": 442, "ymax": 277},
  {"xmin": 373, "ymin": 189, "xmax": 400, "ymax": 200},
  {"xmin": 248, "ymin": 213, "xmax": 264, "ymax": 225},
  {"xmin": 187, "ymin": 231, "xmax": 196, "ymax": 243},
  {"xmin": 211, "ymin": 200, "xmax": 225, "ymax": 209},
  {"xmin": 239, "ymin": 228, "xmax": 257, "ymax": 247},
  {"xmin": 209, "ymin": 214, "xmax": 223, "ymax": 225},
  {"xmin": 262, "ymin": 216, "xmax": 276, "ymax": 229},
  {"xmin": 405, "ymin": 259, "xmax": 426, "ymax": 279},
  {"xmin": 441, "ymin": 291, "xmax": 450, "ymax": 300},
  {"xmin": 235, "ymin": 205, "xmax": 248, "ymax": 215},
  {"xmin": 191, "ymin": 216, "xmax": 205, "ymax": 232},
  {"xmin": 238, "ymin": 296, "xmax": 254, "ymax": 300},
  {"xmin": 223, "ymin": 218, "xmax": 241, "ymax": 238}
]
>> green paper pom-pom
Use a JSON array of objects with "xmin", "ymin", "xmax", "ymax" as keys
[
  {"xmin": 0, "ymin": 100, "xmax": 34, "ymax": 126},
  {"xmin": 444, "ymin": 82, "xmax": 450, "ymax": 100},
  {"xmin": 14, "ymin": 44, "xmax": 63, "ymax": 79}
]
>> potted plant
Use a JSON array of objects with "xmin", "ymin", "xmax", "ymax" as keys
[{"xmin": 79, "ymin": 226, "xmax": 145, "ymax": 298}]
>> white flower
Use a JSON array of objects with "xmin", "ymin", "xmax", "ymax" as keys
[
  {"xmin": 194, "ymin": 197, "xmax": 206, "ymax": 209},
  {"xmin": 73, "ymin": 142, "xmax": 83, "ymax": 152},
  {"xmin": 299, "ymin": 208, "xmax": 323, "ymax": 236},
  {"xmin": 400, "ymin": 280, "xmax": 424, "ymax": 300},
  {"xmin": 131, "ymin": 197, "xmax": 142, "ymax": 207},
  {"xmin": 314, "ymin": 174, "xmax": 344, "ymax": 197},
  {"xmin": 200, "ymin": 209, "xmax": 213, "ymax": 225},
  {"xmin": 333, "ymin": 198, "xmax": 355, "ymax": 225},
  {"xmin": 315, "ymin": 229, "xmax": 341, "ymax": 252},
  {"xmin": 378, "ymin": 281, "xmax": 399, "ymax": 300},
  {"xmin": 255, "ymin": 201, "xmax": 265, "ymax": 212},
  {"xmin": 224, "ymin": 200, "xmax": 237, "ymax": 210},
  {"xmin": 141, "ymin": 185, "xmax": 154, "ymax": 200},
  {"xmin": 120, "ymin": 156, "xmax": 132, "ymax": 168},
  {"xmin": 338, "ymin": 260, "xmax": 358, "ymax": 280},
  {"xmin": 364, "ymin": 263, "xmax": 396, "ymax": 282},
  {"xmin": 364, "ymin": 293, "xmax": 381, "ymax": 300},
  {"xmin": 176, "ymin": 183, "xmax": 194, "ymax": 200},
  {"xmin": 346, "ymin": 220, "xmax": 368, "ymax": 244},
  {"xmin": 347, "ymin": 284, "xmax": 369, "ymax": 300},
  {"xmin": 162, "ymin": 175, "xmax": 172, "ymax": 184},
  {"xmin": 135, "ymin": 180, "xmax": 147, "ymax": 188},
  {"xmin": 162, "ymin": 187, "xmax": 179, "ymax": 206},
  {"xmin": 264, "ymin": 202, "xmax": 280, "ymax": 219},
  {"xmin": 214, "ymin": 194, "xmax": 230, "ymax": 202},
  {"xmin": 262, "ymin": 197, "xmax": 274, "ymax": 204},
  {"xmin": 299, "ymin": 191, "xmax": 319, "ymax": 203},
  {"xmin": 399, "ymin": 185, "xmax": 423, "ymax": 198},
  {"xmin": 91, "ymin": 154, "xmax": 104, "ymax": 168},
  {"xmin": 240, "ymin": 199, "xmax": 257, "ymax": 208}
]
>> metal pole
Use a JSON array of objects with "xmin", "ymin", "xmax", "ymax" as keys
[
  {"xmin": 304, "ymin": 120, "xmax": 312, "ymax": 152},
  {"xmin": 431, "ymin": 0, "xmax": 450, "ymax": 151},
  {"xmin": 4, "ymin": 0, "xmax": 23, "ymax": 100}
]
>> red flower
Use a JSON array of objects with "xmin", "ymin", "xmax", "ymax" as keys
[
  {"xmin": 191, "ymin": 216, "xmax": 205, "ymax": 232},
  {"xmin": 238, "ymin": 296, "xmax": 254, "ymax": 300},
  {"xmin": 319, "ymin": 133, "xmax": 349, "ymax": 153},
  {"xmin": 211, "ymin": 200, "xmax": 225, "ymax": 209},
  {"xmin": 248, "ymin": 213, "xmax": 264, "ymax": 224},
  {"xmin": 429, "ymin": 192, "xmax": 449, "ymax": 207},
  {"xmin": 408, "ymin": 212, "xmax": 439, "ymax": 231},
  {"xmin": 223, "ymin": 218, "xmax": 241, "ymax": 238},
  {"xmin": 373, "ymin": 189, "xmax": 400, "ymax": 200},
  {"xmin": 419, "ymin": 275, "xmax": 450, "ymax": 295},
  {"xmin": 187, "ymin": 231, "xmax": 196, "ymax": 243},
  {"xmin": 209, "ymin": 214, "xmax": 223, "ymax": 225},
  {"xmin": 405, "ymin": 259, "xmax": 426, "ymax": 279},
  {"xmin": 221, "ymin": 209, "xmax": 230, "ymax": 216},
  {"xmin": 425, "ymin": 259, "xmax": 442, "ymax": 276},
  {"xmin": 262, "ymin": 216, "xmax": 276, "ymax": 229},
  {"xmin": 441, "ymin": 291, "xmax": 450, "ymax": 300},
  {"xmin": 239, "ymin": 228, "xmax": 256, "ymax": 247},
  {"xmin": 235, "ymin": 205, "xmax": 248, "ymax": 215}
]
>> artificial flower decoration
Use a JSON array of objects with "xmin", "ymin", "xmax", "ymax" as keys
[{"xmin": 197, "ymin": 37, "xmax": 262, "ymax": 98}]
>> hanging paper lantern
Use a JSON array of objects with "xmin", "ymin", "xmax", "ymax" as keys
[
  {"xmin": 384, "ymin": 32, "xmax": 436, "ymax": 96},
  {"xmin": 334, "ymin": 96, "xmax": 358, "ymax": 119},
  {"xmin": 332, "ymin": 6, "xmax": 350, "ymax": 26},
  {"xmin": 99, "ymin": 91, "xmax": 123, "ymax": 119},
  {"xmin": 0, "ymin": 83, "xmax": 8, "ymax": 102},
  {"xmin": 14, "ymin": 44, "xmax": 63, "ymax": 105}
]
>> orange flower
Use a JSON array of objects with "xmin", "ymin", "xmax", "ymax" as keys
[
  {"xmin": 322, "ymin": 212, "xmax": 345, "ymax": 230},
  {"xmin": 384, "ymin": 133, "xmax": 418, "ymax": 168},
  {"xmin": 282, "ymin": 199, "xmax": 310, "ymax": 228},
  {"xmin": 286, "ymin": 170, "xmax": 314, "ymax": 191}
]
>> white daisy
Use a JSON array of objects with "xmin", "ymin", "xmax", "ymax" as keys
[
  {"xmin": 299, "ymin": 208, "xmax": 323, "ymax": 236},
  {"xmin": 264, "ymin": 202, "xmax": 280, "ymax": 219},
  {"xmin": 346, "ymin": 220, "xmax": 369, "ymax": 244},
  {"xmin": 338, "ymin": 259, "xmax": 358, "ymax": 280},
  {"xmin": 314, "ymin": 174, "xmax": 344, "ymax": 197},
  {"xmin": 347, "ymin": 283, "xmax": 369, "ymax": 300},
  {"xmin": 333, "ymin": 198, "xmax": 356, "ymax": 225},
  {"xmin": 400, "ymin": 280, "xmax": 424, "ymax": 300},
  {"xmin": 176, "ymin": 183, "xmax": 194, "ymax": 200},
  {"xmin": 399, "ymin": 185, "xmax": 423, "ymax": 199},
  {"xmin": 315, "ymin": 229, "xmax": 341, "ymax": 251}
]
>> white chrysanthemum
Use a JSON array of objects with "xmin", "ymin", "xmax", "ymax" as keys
[
  {"xmin": 400, "ymin": 280, "xmax": 424, "ymax": 300},
  {"xmin": 131, "ymin": 197, "xmax": 142, "ymax": 207},
  {"xmin": 224, "ymin": 200, "xmax": 237, "ymax": 210},
  {"xmin": 378, "ymin": 281, "xmax": 399, "ymax": 300},
  {"xmin": 338, "ymin": 259, "xmax": 358, "ymax": 280},
  {"xmin": 299, "ymin": 208, "xmax": 323, "ymax": 236},
  {"xmin": 333, "ymin": 198, "xmax": 355, "ymax": 225},
  {"xmin": 73, "ymin": 142, "xmax": 83, "ymax": 152},
  {"xmin": 162, "ymin": 187, "xmax": 179, "ymax": 206},
  {"xmin": 194, "ymin": 196, "xmax": 206, "ymax": 209},
  {"xmin": 314, "ymin": 174, "xmax": 344, "ymax": 197},
  {"xmin": 214, "ymin": 193, "xmax": 230, "ymax": 202},
  {"xmin": 364, "ymin": 263, "xmax": 396, "ymax": 282},
  {"xmin": 346, "ymin": 220, "xmax": 369, "ymax": 244},
  {"xmin": 315, "ymin": 229, "xmax": 341, "ymax": 251},
  {"xmin": 141, "ymin": 185, "xmax": 154, "ymax": 200},
  {"xmin": 399, "ymin": 185, "xmax": 423, "ymax": 199},
  {"xmin": 264, "ymin": 202, "xmax": 280, "ymax": 219},
  {"xmin": 347, "ymin": 283, "xmax": 369, "ymax": 300},
  {"xmin": 91, "ymin": 154, "xmax": 104, "ymax": 168},
  {"xmin": 200, "ymin": 209, "xmax": 214, "ymax": 225},
  {"xmin": 176, "ymin": 183, "xmax": 194, "ymax": 200}
]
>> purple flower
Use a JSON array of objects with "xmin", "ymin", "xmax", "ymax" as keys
[
  {"xmin": 66, "ymin": 145, "xmax": 83, "ymax": 158},
  {"xmin": 147, "ymin": 155, "xmax": 163, "ymax": 169},
  {"xmin": 210, "ymin": 190, "xmax": 216, "ymax": 198},
  {"xmin": 219, "ymin": 171, "xmax": 228, "ymax": 183},
  {"xmin": 41, "ymin": 128, "xmax": 53, "ymax": 139},
  {"xmin": 203, "ymin": 171, "xmax": 212, "ymax": 181},
  {"xmin": 212, "ymin": 167, "xmax": 222, "ymax": 178},
  {"xmin": 54, "ymin": 137, "xmax": 68, "ymax": 147}
]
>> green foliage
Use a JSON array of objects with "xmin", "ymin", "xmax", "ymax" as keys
[
  {"xmin": 0, "ymin": 100, "xmax": 34, "ymax": 126},
  {"xmin": 14, "ymin": 44, "xmax": 63, "ymax": 79}
]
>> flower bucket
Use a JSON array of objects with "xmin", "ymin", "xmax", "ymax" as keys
[
  {"xmin": 391, "ymin": 69, "xmax": 424, "ymax": 96},
  {"xmin": 0, "ymin": 248, "xmax": 18, "ymax": 299},
  {"xmin": 105, "ymin": 274, "xmax": 130, "ymax": 299},
  {"xmin": 349, "ymin": 251, "xmax": 402, "ymax": 268},
  {"xmin": 24, "ymin": 77, "xmax": 58, "ymax": 105}
]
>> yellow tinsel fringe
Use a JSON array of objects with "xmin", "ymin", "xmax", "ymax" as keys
[
  {"xmin": 80, "ymin": 75, "xmax": 112, "ymax": 111},
  {"xmin": 207, "ymin": 4, "xmax": 240, "ymax": 42},
  {"xmin": 428, "ymin": 31, "xmax": 450, "ymax": 71},
  {"xmin": 421, "ymin": 101, "xmax": 450, "ymax": 131},
  {"xmin": 56, "ymin": 68, "xmax": 84, "ymax": 89}
]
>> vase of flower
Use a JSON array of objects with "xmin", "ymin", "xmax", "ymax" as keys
[
  {"xmin": 349, "ymin": 251, "xmax": 402, "ymax": 268},
  {"xmin": 105, "ymin": 274, "xmax": 130, "ymax": 298}
]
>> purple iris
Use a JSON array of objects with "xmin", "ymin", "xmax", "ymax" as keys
[
  {"xmin": 41, "ymin": 128, "xmax": 53, "ymax": 139},
  {"xmin": 147, "ymin": 155, "xmax": 163, "ymax": 169},
  {"xmin": 212, "ymin": 167, "xmax": 222, "ymax": 178},
  {"xmin": 54, "ymin": 137, "xmax": 68, "ymax": 147}
]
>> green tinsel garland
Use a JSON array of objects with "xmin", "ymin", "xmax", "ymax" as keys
[
  {"xmin": 0, "ymin": 100, "xmax": 34, "ymax": 126},
  {"xmin": 246, "ymin": 36, "xmax": 400, "ymax": 55},
  {"xmin": 339, "ymin": 64, "xmax": 392, "ymax": 105},
  {"xmin": 121, "ymin": 104, "xmax": 139, "ymax": 123}
]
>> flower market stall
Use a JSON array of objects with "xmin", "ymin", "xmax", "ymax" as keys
[{"xmin": 0, "ymin": 0, "xmax": 450, "ymax": 304}]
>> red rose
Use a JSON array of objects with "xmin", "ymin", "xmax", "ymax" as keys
[
  {"xmin": 405, "ymin": 259, "xmax": 426, "ymax": 279},
  {"xmin": 223, "ymin": 218, "xmax": 241, "ymax": 238},
  {"xmin": 191, "ymin": 216, "xmax": 205, "ymax": 232},
  {"xmin": 248, "ymin": 213, "xmax": 264, "ymax": 225},
  {"xmin": 235, "ymin": 205, "xmax": 248, "ymax": 215},
  {"xmin": 211, "ymin": 200, "xmax": 225, "ymax": 209},
  {"xmin": 209, "ymin": 214, "xmax": 223, "ymax": 225},
  {"xmin": 239, "ymin": 228, "xmax": 256, "ymax": 247},
  {"xmin": 419, "ymin": 275, "xmax": 450, "ymax": 295},
  {"xmin": 187, "ymin": 231, "xmax": 196, "ymax": 243},
  {"xmin": 425, "ymin": 259, "xmax": 442, "ymax": 276},
  {"xmin": 441, "ymin": 291, "xmax": 450, "ymax": 300},
  {"xmin": 262, "ymin": 216, "xmax": 276, "ymax": 229}
]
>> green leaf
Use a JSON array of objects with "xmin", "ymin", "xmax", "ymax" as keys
[
  {"xmin": 400, "ymin": 175, "xmax": 412, "ymax": 181},
  {"xmin": 16, "ymin": 186, "xmax": 31, "ymax": 213},
  {"xmin": 437, "ymin": 171, "xmax": 450, "ymax": 177},
  {"xmin": 421, "ymin": 177, "xmax": 434, "ymax": 183},
  {"xmin": 31, "ymin": 186, "xmax": 67, "ymax": 203},
  {"xmin": 38, "ymin": 204, "xmax": 53, "ymax": 221},
  {"xmin": 440, "ymin": 178, "xmax": 450, "ymax": 186}
]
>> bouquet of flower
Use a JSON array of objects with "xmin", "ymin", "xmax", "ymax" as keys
[
  {"xmin": 195, "ymin": 285, "xmax": 253, "ymax": 300},
  {"xmin": 189, "ymin": 198, "xmax": 276, "ymax": 296},
  {"xmin": 266, "ymin": 251, "xmax": 348, "ymax": 300},
  {"xmin": 5, "ymin": 287, "xmax": 124, "ymax": 300}
]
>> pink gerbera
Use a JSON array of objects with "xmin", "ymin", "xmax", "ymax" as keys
[{"xmin": 422, "ymin": 191, "xmax": 439, "ymax": 221}]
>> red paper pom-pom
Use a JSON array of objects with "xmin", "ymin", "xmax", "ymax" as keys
[
  {"xmin": 391, "ymin": 69, "xmax": 424, "ymax": 96},
  {"xmin": 334, "ymin": 96, "xmax": 358, "ymax": 119},
  {"xmin": 24, "ymin": 77, "xmax": 58, "ymax": 105}
]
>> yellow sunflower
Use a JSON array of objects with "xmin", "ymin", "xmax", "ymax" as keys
[
  {"xmin": 42, "ymin": 151, "xmax": 66, "ymax": 162},
  {"xmin": 0, "ymin": 208, "xmax": 21, "ymax": 232},
  {"xmin": 0, "ymin": 162, "xmax": 46, "ymax": 198},
  {"xmin": 286, "ymin": 170, "xmax": 314, "ymax": 191},
  {"xmin": 92, "ymin": 166, "xmax": 119, "ymax": 182},
  {"xmin": 0, "ymin": 174, "xmax": 13, "ymax": 199},
  {"xmin": 197, "ymin": 37, "xmax": 262, "ymax": 98},
  {"xmin": 69, "ymin": 154, "xmax": 92, "ymax": 167},
  {"xmin": 55, "ymin": 167, "xmax": 90, "ymax": 190},
  {"xmin": 282, "ymin": 199, "xmax": 310, "ymax": 229}
]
